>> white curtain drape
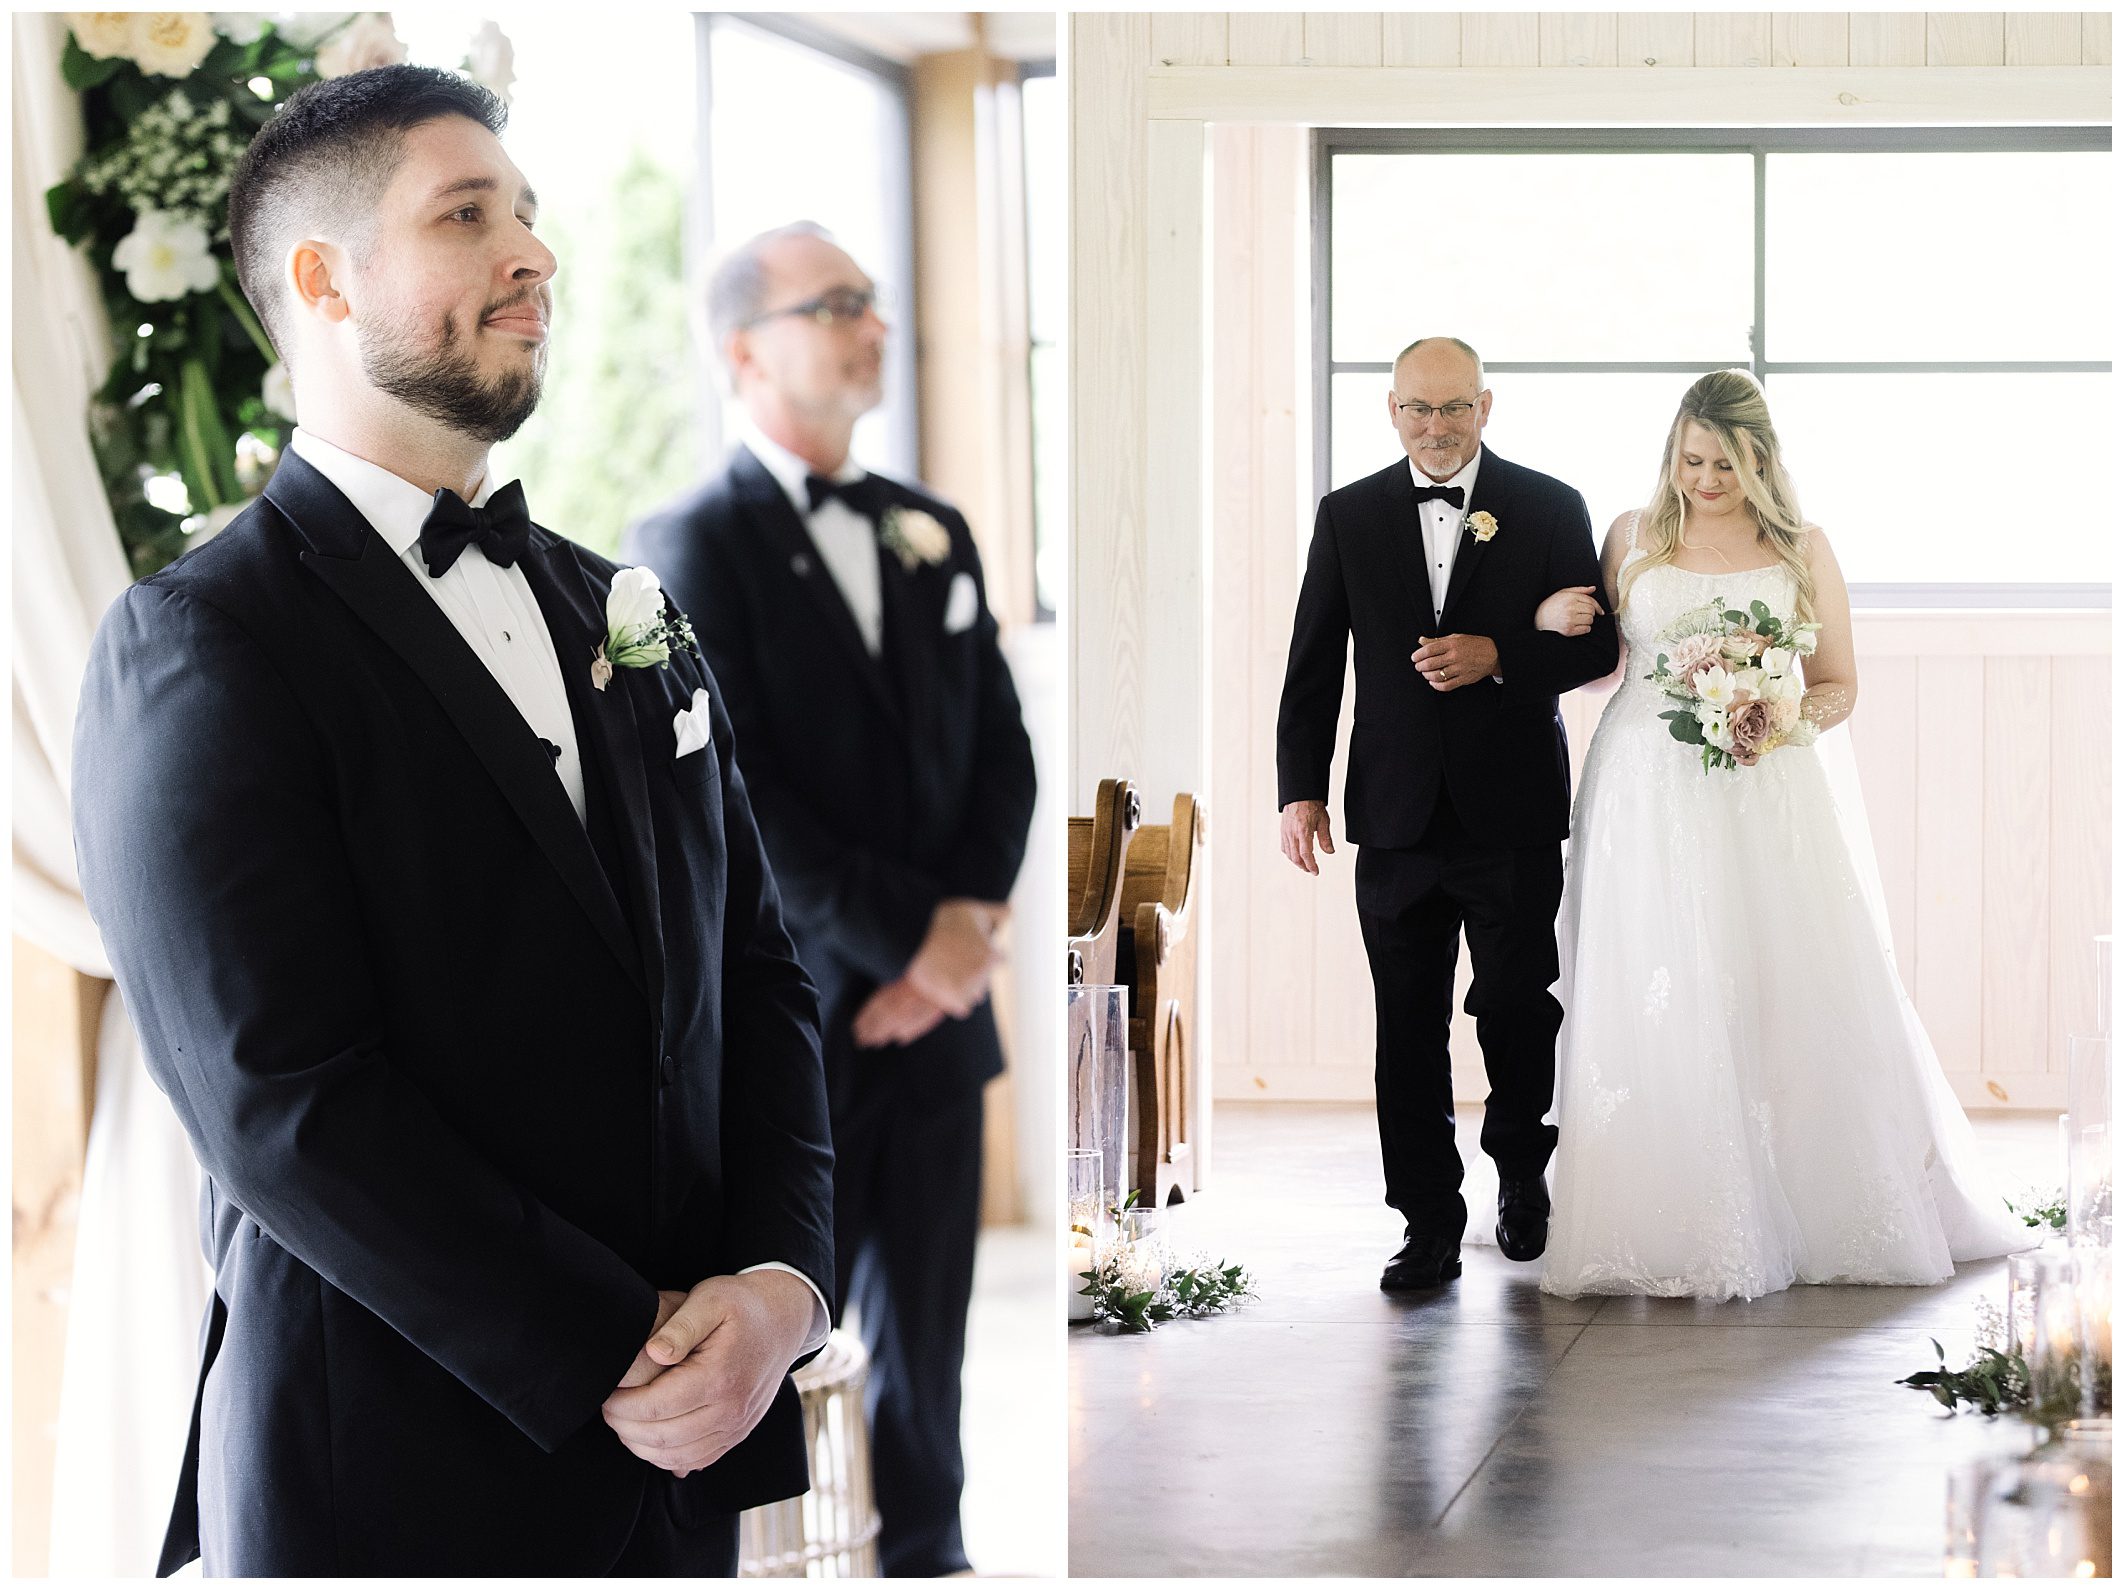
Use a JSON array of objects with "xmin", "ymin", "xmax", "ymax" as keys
[{"xmin": 13, "ymin": 13, "xmax": 211, "ymax": 1575}]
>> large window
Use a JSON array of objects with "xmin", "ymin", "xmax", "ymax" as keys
[
  {"xmin": 699, "ymin": 15, "xmax": 917, "ymax": 477},
  {"xmin": 1318, "ymin": 129, "xmax": 2113, "ymax": 603}
]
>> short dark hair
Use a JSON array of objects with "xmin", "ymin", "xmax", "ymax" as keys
[
  {"xmin": 704, "ymin": 221, "xmax": 833, "ymax": 363},
  {"xmin": 227, "ymin": 65, "xmax": 506, "ymax": 362}
]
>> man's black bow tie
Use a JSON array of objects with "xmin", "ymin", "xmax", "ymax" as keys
[
  {"xmin": 805, "ymin": 472, "xmax": 886, "ymax": 520},
  {"xmin": 1412, "ymin": 484, "xmax": 1465, "ymax": 509},
  {"xmin": 419, "ymin": 481, "xmax": 531, "ymax": 577}
]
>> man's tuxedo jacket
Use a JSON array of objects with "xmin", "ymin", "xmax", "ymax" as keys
[
  {"xmin": 1276, "ymin": 445, "xmax": 1620, "ymax": 849},
  {"xmin": 71, "ymin": 451, "xmax": 836, "ymax": 1575},
  {"xmin": 625, "ymin": 446, "xmax": 1036, "ymax": 1090}
]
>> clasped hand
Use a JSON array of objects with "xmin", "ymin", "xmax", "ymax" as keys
[
  {"xmin": 601, "ymin": 1270, "xmax": 817, "ymax": 1478},
  {"xmin": 1409, "ymin": 632, "xmax": 1500, "ymax": 691},
  {"xmin": 851, "ymin": 898, "xmax": 1007, "ymax": 1048}
]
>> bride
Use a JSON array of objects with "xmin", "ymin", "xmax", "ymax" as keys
[{"xmin": 1530, "ymin": 369, "xmax": 2030, "ymax": 1300}]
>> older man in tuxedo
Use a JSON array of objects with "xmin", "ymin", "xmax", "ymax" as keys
[
  {"xmin": 73, "ymin": 67, "xmax": 833, "ymax": 1576},
  {"xmin": 624, "ymin": 222, "xmax": 1036, "ymax": 1577},
  {"xmin": 1275, "ymin": 337, "xmax": 1618, "ymax": 1294}
]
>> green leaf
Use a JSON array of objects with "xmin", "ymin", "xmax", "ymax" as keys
[
  {"xmin": 61, "ymin": 33, "xmax": 125, "ymax": 90},
  {"xmin": 1664, "ymin": 712, "xmax": 1704, "ymax": 746},
  {"xmin": 1750, "ymin": 599, "xmax": 1773, "ymax": 624},
  {"xmin": 45, "ymin": 180, "xmax": 88, "ymax": 243},
  {"xmin": 1723, "ymin": 609, "xmax": 1749, "ymax": 627}
]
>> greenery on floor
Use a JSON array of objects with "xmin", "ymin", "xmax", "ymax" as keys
[{"xmin": 1898, "ymin": 1337, "xmax": 2032, "ymax": 1417}]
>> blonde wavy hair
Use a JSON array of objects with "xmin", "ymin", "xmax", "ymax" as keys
[{"xmin": 1618, "ymin": 369, "xmax": 1815, "ymax": 623}]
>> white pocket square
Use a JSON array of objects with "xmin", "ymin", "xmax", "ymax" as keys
[
  {"xmin": 672, "ymin": 688, "xmax": 712, "ymax": 760},
  {"xmin": 944, "ymin": 570, "xmax": 979, "ymax": 634}
]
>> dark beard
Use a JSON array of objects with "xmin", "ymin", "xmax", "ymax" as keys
[{"xmin": 359, "ymin": 307, "xmax": 544, "ymax": 443}]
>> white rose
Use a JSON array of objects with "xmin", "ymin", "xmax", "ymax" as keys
[
  {"xmin": 131, "ymin": 13, "xmax": 218, "ymax": 77},
  {"xmin": 1793, "ymin": 625, "xmax": 1821, "ymax": 656},
  {"xmin": 211, "ymin": 13, "xmax": 269, "ymax": 44},
  {"xmin": 465, "ymin": 20, "xmax": 515, "ymax": 101},
  {"xmin": 70, "ymin": 12, "xmax": 138, "ymax": 59},
  {"xmin": 113, "ymin": 210, "xmax": 222, "ymax": 302},
  {"xmin": 1760, "ymin": 671, "xmax": 1804, "ymax": 707},
  {"xmin": 271, "ymin": 11, "xmax": 354, "ymax": 49},
  {"xmin": 1787, "ymin": 718, "xmax": 1822, "ymax": 746},
  {"xmin": 1693, "ymin": 663, "xmax": 1736, "ymax": 710},
  {"xmin": 315, "ymin": 12, "xmax": 407, "ymax": 78},
  {"xmin": 606, "ymin": 566, "xmax": 666, "ymax": 641},
  {"xmin": 1731, "ymin": 666, "xmax": 1767, "ymax": 701},
  {"xmin": 262, "ymin": 361, "xmax": 297, "ymax": 422},
  {"xmin": 1760, "ymin": 646, "xmax": 1794, "ymax": 677}
]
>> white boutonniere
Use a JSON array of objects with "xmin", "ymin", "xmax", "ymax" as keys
[
  {"xmin": 879, "ymin": 505, "xmax": 952, "ymax": 571},
  {"xmin": 594, "ymin": 566, "xmax": 698, "ymax": 692},
  {"xmin": 1467, "ymin": 511, "xmax": 1500, "ymax": 543}
]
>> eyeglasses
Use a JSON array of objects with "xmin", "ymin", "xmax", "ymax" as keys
[
  {"xmin": 742, "ymin": 284, "xmax": 886, "ymax": 330},
  {"xmin": 1394, "ymin": 399, "xmax": 1478, "ymax": 422}
]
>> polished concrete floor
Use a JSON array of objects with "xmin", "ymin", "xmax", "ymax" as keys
[{"xmin": 1069, "ymin": 1103, "xmax": 2060, "ymax": 1578}]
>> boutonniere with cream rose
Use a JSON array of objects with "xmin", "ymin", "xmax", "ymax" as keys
[
  {"xmin": 1647, "ymin": 597, "xmax": 1822, "ymax": 772},
  {"xmin": 1467, "ymin": 511, "xmax": 1500, "ymax": 543},
  {"xmin": 593, "ymin": 566, "xmax": 699, "ymax": 691},
  {"xmin": 879, "ymin": 505, "xmax": 952, "ymax": 571}
]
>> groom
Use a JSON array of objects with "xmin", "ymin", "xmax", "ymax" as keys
[
  {"xmin": 1275, "ymin": 337, "xmax": 1616, "ymax": 1291},
  {"xmin": 72, "ymin": 67, "xmax": 833, "ymax": 1575}
]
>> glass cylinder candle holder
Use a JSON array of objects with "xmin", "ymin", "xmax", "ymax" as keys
[
  {"xmin": 1065, "ymin": 1148, "xmax": 1108, "ymax": 1322},
  {"xmin": 2007, "ymin": 1248, "xmax": 2049, "ymax": 1361},
  {"xmin": 2027, "ymin": 1248, "xmax": 2113, "ymax": 1426},
  {"xmin": 1969, "ymin": 1427, "xmax": 2114, "ymax": 1578},
  {"xmin": 1066, "ymin": 983, "xmax": 1129, "ymax": 1217}
]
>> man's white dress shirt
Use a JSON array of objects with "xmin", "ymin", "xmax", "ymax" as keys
[
  {"xmin": 1407, "ymin": 447, "xmax": 1482, "ymax": 604},
  {"xmin": 285, "ymin": 428, "xmax": 830, "ymax": 1352},
  {"xmin": 741, "ymin": 423, "xmax": 884, "ymax": 655}
]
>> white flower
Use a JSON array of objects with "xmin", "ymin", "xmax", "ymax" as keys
[
  {"xmin": 1792, "ymin": 625, "xmax": 1821, "ymax": 656},
  {"xmin": 211, "ymin": 12, "xmax": 269, "ymax": 43},
  {"xmin": 271, "ymin": 11, "xmax": 354, "ymax": 49},
  {"xmin": 880, "ymin": 505, "xmax": 952, "ymax": 570},
  {"xmin": 1730, "ymin": 666, "xmax": 1767, "ymax": 701},
  {"xmin": 1760, "ymin": 646, "xmax": 1795, "ymax": 677},
  {"xmin": 1696, "ymin": 703, "xmax": 1732, "ymax": 750},
  {"xmin": 1760, "ymin": 671, "xmax": 1804, "ymax": 707},
  {"xmin": 131, "ymin": 14, "xmax": 218, "ymax": 77},
  {"xmin": 1693, "ymin": 664, "xmax": 1737, "ymax": 710},
  {"xmin": 1769, "ymin": 693, "xmax": 1801, "ymax": 736},
  {"xmin": 606, "ymin": 565, "xmax": 666, "ymax": 642},
  {"xmin": 262, "ymin": 362, "xmax": 297, "ymax": 422},
  {"xmin": 113, "ymin": 209, "xmax": 221, "ymax": 302},
  {"xmin": 70, "ymin": 12, "xmax": 138, "ymax": 59},
  {"xmin": 465, "ymin": 20, "xmax": 515, "ymax": 101},
  {"xmin": 1787, "ymin": 718, "xmax": 1822, "ymax": 747},
  {"xmin": 315, "ymin": 12, "xmax": 407, "ymax": 78}
]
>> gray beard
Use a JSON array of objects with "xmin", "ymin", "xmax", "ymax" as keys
[{"xmin": 358, "ymin": 308, "xmax": 544, "ymax": 444}]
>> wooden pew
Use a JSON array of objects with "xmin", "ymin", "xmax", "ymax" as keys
[
  {"xmin": 1120, "ymin": 794, "xmax": 1203, "ymax": 1207},
  {"xmin": 1067, "ymin": 778, "xmax": 1138, "ymax": 988}
]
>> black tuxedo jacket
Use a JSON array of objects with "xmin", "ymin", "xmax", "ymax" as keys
[
  {"xmin": 1275, "ymin": 445, "xmax": 1619, "ymax": 849},
  {"xmin": 72, "ymin": 451, "xmax": 835, "ymax": 1576},
  {"xmin": 624, "ymin": 446, "xmax": 1036, "ymax": 1091}
]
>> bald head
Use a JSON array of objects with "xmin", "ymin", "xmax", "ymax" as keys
[{"xmin": 1392, "ymin": 336, "xmax": 1485, "ymax": 391}]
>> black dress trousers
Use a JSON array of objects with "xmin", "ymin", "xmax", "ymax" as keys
[{"xmin": 1354, "ymin": 792, "xmax": 1565, "ymax": 1239}]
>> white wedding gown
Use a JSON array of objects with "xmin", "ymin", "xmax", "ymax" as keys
[{"xmin": 1540, "ymin": 535, "xmax": 2031, "ymax": 1300}]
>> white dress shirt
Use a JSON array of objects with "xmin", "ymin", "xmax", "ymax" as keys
[
  {"xmin": 1408, "ymin": 447, "xmax": 1483, "ymax": 605},
  {"xmin": 285, "ymin": 429, "xmax": 829, "ymax": 1353},
  {"xmin": 741, "ymin": 423, "xmax": 883, "ymax": 655}
]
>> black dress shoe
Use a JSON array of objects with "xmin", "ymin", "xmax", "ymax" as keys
[
  {"xmin": 1381, "ymin": 1229, "xmax": 1462, "ymax": 1291},
  {"xmin": 1496, "ymin": 1178, "xmax": 1550, "ymax": 1262}
]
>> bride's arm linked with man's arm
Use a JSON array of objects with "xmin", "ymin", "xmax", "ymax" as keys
[{"xmin": 1531, "ymin": 512, "xmax": 1636, "ymax": 692}]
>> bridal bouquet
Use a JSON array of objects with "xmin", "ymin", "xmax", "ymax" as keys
[{"xmin": 1647, "ymin": 598, "xmax": 1823, "ymax": 773}]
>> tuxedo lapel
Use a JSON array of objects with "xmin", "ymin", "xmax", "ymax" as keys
[
  {"xmin": 271, "ymin": 453, "xmax": 646, "ymax": 995},
  {"xmin": 731, "ymin": 448, "xmax": 905, "ymax": 730},
  {"xmin": 873, "ymin": 506, "xmax": 948, "ymax": 738},
  {"xmin": 521, "ymin": 533, "xmax": 666, "ymax": 1026},
  {"xmin": 1437, "ymin": 447, "xmax": 1499, "ymax": 629},
  {"xmin": 1376, "ymin": 467, "xmax": 1440, "ymax": 635}
]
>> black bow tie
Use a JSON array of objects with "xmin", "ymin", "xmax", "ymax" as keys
[
  {"xmin": 805, "ymin": 471, "xmax": 886, "ymax": 520},
  {"xmin": 1412, "ymin": 484, "xmax": 1465, "ymax": 509},
  {"xmin": 418, "ymin": 481, "xmax": 531, "ymax": 577}
]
